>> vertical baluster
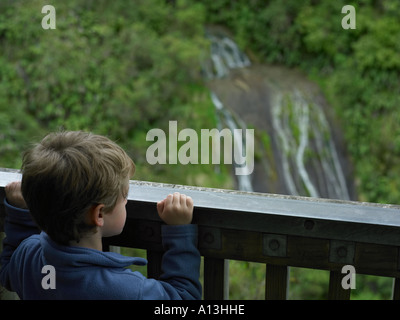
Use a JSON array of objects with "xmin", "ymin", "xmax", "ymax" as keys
[
  {"xmin": 147, "ymin": 250, "xmax": 163, "ymax": 279},
  {"xmin": 265, "ymin": 264, "xmax": 289, "ymax": 300},
  {"xmin": 328, "ymin": 270, "xmax": 351, "ymax": 300},
  {"xmin": 204, "ymin": 258, "xmax": 227, "ymax": 300}
]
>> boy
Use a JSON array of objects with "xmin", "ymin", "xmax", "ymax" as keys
[{"xmin": 0, "ymin": 131, "xmax": 201, "ymax": 299}]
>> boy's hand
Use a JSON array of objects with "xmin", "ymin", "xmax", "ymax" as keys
[
  {"xmin": 157, "ymin": 192, "xmax": 193, "ymax": 225},
  {"xmin": 5, "ymin": 181, "xmax": 28, "ymax": 209}
]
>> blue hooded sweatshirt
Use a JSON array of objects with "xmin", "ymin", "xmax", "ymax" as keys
[{"xmin": 0, "ymin": 199, "xmax": 202, "ymax": 300}]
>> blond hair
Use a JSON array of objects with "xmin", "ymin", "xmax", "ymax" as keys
[{"xmin": 21, "ymin": 131, "xmax": 135, "ymax": 245}]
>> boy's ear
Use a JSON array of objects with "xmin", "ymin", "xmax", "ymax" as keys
[{"xmin": 88, "ymin": 204, "xmax": 105, "ymax": 227}]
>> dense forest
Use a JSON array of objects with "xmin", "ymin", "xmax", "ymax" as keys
[
  {"xmin": 1, "ymin": 0, "xmax": 399, "ymax": 299},
  {"xmin": 0, "ymin": 0, "xmax": 233, "ymax": 189}
]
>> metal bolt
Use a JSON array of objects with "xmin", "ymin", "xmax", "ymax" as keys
[
  {"xmin": 268, "ymin": 239, "xmax": 280, "ymax": 251},
  {"xmin": 337, "ymin": 246, "xmax": 348, "ymax": 258},
  {"xmin": 304, "ymin": 220, "xmax": 315, "ymax": 230}
]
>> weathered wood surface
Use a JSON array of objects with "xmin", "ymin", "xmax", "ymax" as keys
[
  {"xmin": 2, "ymin": 168, "xmax": 400, "ymax": 246},
  {"xmin": 2, "ymin": 167, "xmax": 400, "ymax": 299}
]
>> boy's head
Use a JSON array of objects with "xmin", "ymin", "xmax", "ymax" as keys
[{"xmin": 21, "ymin": 131, "xmax": 135, "ymax": 245}]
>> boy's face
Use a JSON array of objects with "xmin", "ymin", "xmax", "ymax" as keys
[{"xmin": 102, "ymin": 193, "xmax": 128, "ymax": 237}]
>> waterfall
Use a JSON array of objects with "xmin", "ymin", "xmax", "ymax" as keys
[
  {"xmin": 202, "ymin": 33, "xmax": 251, "ymax": 79},
  {"xmin": 270, "ymin": 88, "xmax": 350, "ymax": 200},
  {"xmin": 201, "ymin": 30, "xmax": 353, "ymax": 300},
  {"xmin": 203, "ymin": 30, "xmax": 351, "ymax": 201},
  {"xmin": 203, "ymin": 32, "xmax": 253, "ymax": 192},
  {"xmin": 210, "ymin": 92, "xmax": 253, "ymax": 192}
]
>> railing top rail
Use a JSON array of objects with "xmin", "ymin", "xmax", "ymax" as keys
[
  {"xmin": 129, "ymin": 179, "xmax": 400, "ymax": 226},
  {"xmin": 1, "ymin": 168, "xmax": 400, "ymax": 246}
]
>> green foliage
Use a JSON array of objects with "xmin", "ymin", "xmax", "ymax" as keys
[
  {"xmin": 229, "ymin": 261, "xmax": 266, "ymax": 299},
  {"xmin": 1, "ymin": 0, "xmax": 203, "ymax": 134},
  {"xmin": 200, "ymin": 0, "xmax": 400, "ymax": 205},
  {"xmin": 0, "ymin": 0, "xmax": 233, "ymax": 188}
]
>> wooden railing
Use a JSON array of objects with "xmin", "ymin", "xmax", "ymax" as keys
[{"xmin": 2, "ymin": 167, "xmax": 400, "ymax": 299}]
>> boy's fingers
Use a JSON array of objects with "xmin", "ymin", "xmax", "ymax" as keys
[
  {"xmin": 186, "ymin": 196, "xmax": 193, "ymax": 207},
  {"xmin": 5, "ymin": 181, "xmax": 19, "ymax": 196},
  {"xmin": 5, "ymin": 181, "xmax": 27, "ymax": 209},
  {"xmin": 179, "ymin": 193, "xmax": 187, "ymax": 205},
  {"xmin": 5, "ymin": 181, "xmax": 18, "ymax": 192},
  {"xmin": 172, "ymin": 192, "xmax": 180, "ymax": 204},
  {"xmin": 165, "ymin": 194, "xmax": 173, "ymax": 206},
  {"xmin": 161, "ymin": 192, "xmax": 192, "ymax": 210},
  {"xmin": 157, "ymin": 200, "xmax": 165, "ymax": 214}
]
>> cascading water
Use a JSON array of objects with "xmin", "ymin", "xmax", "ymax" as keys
[
  {"xmin": 203, "ymin": 30, "xmax": 353, "ymax": 201},
  {"xmin": 202, "ymin": 33, "xmax": 251, "ymax": 79},
  {"xmin": 270, "ymin": 89, "xmax": 350, "ymax": 200},
  {"xmin": 203, "ymin": 32, "xmax": 253, "ymax": 192},
  {"xmin": 210, "ymin": 92, "xmax": 253, "ymax": 192}
]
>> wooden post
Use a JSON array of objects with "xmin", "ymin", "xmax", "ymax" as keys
[
  {"xmin": 328, "ymin": 270, "xmax": 351, "ymax": 300},
  {"xmin": 203, "ymin": 258, "xmax": 228, "ymax": 300},
  {"xmin": 147, "ymin": 250, "xmax": 163, "ymax": 279},
  {"xmin": 265, "ymin": 264, "xmax": 288, "ymax": 300}
]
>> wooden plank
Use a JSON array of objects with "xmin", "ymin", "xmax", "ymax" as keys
[
  {"xmin": 328, "ymin": 270, "xmax": 351, "ymax": 300},
  {"xmin": 2, "ymin": 169, "xmax": 400, "ymax": 246},
  {"xmin": 353, "ymin": 243, "xmax": 398, "ymax": 276},
  {"xmin": 105, "ymin": 219, "xmax": 163, "ymax": 252},
  {"xmin": 201, "ymin": 229, "xmax": 400, "ymax": 278},
  {"xmin": 124, "ymin": 182, "xmax": 400, "ymax": 247},
  {"xmin": 125, "ymin": 180, "xmax": 400, "ymax": 226},
  {"xmin": 203, "ymin": 258, "xmax": 227, "ymax": 300},
  {"xmin": 288, "ymin": 236, "xmax": 330, "ymax": 270},
  {"xmin": 265, "ymin": 264, "xmax": 288, "ymax": 300}
]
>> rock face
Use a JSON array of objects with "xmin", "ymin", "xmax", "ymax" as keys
[{"xmin": 203, "ymin": 31, "xmax": 356, "ymax": 200}]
